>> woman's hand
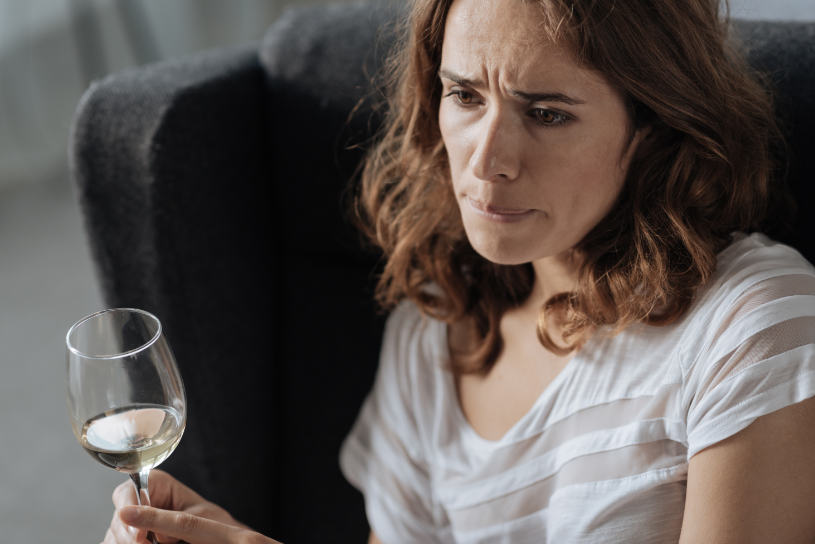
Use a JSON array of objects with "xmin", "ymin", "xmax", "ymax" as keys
[{"xmin": 102, "ymin": 469, "xmax": 281, "ymax": 544}]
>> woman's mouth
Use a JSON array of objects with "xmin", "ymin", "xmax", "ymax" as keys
[{"xmin": 465, "ymin": 196, "xmax": 535, "ymax": 223}]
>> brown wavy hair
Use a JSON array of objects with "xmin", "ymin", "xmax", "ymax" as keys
[{"xmin": 354, "ymin": 0, "xmax": 785, "ymax": 374}]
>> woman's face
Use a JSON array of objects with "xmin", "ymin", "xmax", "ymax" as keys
[{"xmin": 438, "ymin": 0, "xmax": 642, "ymax": 266}]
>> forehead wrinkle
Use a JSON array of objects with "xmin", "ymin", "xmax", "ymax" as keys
[
  {"xmin": 448, "ymin": 42, "xmax": 579, "ymax": 100},
  {"xmin": 444, "ymin": 0, "xmax": 577, "ymax": 89}
]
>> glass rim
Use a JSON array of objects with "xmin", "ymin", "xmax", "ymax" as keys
[{"xmin": 66, "ymin": 307, "xmax": 163, "ymax": 360}]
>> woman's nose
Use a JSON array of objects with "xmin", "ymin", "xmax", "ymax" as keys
[{"xmin": 469, "ymin": 111, "xmax": 521, "ymax": 182}]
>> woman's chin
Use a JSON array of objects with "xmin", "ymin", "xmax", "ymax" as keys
[{"xmin": 467, "ymin": 237, "xmax": 539, "ymax": 266}]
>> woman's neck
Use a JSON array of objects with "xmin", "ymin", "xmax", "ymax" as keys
[{"xmin": 529, "ymin": 251, "xmax": 581, "ymax": 307}]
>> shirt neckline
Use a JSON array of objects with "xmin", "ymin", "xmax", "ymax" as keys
[{"xmin": 434, "ymin": 317, "xmax": 592, "ymax": 450}]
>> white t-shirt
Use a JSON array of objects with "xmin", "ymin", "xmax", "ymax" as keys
[{"xmin": 339, "ymin": 233, "xmax": 815, "ymax": 543}]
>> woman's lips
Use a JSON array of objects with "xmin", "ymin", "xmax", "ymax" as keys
[{"xmin": 465, "ymin": 196, "xmax": 535, "ymax": 222}]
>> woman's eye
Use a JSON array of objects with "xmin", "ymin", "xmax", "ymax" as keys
[
  {"xmin": 448, "ymin": 90, "xmax": 476, "ymax": 106},
  {"xmin": 530, "ymin": 108, "xmax": 569, "ymax": 126}
]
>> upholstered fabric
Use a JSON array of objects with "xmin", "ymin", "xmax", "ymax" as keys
[
  {"xmin": 732, "ymin": 20, "xmax": 815, "ymax": 257},
  {"xmin": 71, "ymin": 44, "xmax": 285, "ymax": 534},
  {"xmin": 70, "ymin": 2, "xmax": 814, "ymax": 541}
]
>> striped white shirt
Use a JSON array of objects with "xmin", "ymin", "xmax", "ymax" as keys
[{"xmin": 339, "ymin": 232, "xmax": 815, "ymax": 543}]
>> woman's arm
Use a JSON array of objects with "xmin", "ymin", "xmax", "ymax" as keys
[
  {"xmin": 679, "ymin": 396, "xmax": 815, "ymax": 543},
  {"xmin": 368, "ymin": 531, "xmax": 383, "ymax": 544}
]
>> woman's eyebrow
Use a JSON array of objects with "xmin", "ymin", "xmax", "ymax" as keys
[
  {"xmin": 438, "ymin": 68, "xmax": 479, "ymax": 88},
  {"xmin": 509, "ymin": 89, "xmax": 585, "ymax": 105},
  {"xmin": 438, "ymin": 68, "xmax": 585, "ymax": 105}
]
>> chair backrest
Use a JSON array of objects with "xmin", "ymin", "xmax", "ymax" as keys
[{"xmin": 732, "ymin": 20, "xmax": 815, "ymax": 260}]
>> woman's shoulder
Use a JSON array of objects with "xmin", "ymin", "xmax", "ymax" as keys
[
  {"xmin": 672, "ymin": 233, "xmax": 815, "ymax": 366},
  {"xmin": 378, "ymin": 299, "xmax": 447, "ymax": 388},
  {"xmin": 383, "ymin": 299, "xmax": 443, "ymax": 351},
  {"xmin": 715, "ymin": 232, "xmax": 815, "ymax": 282},
  {"xmin": 385, "ymin": 298, "xmax": 427, "ymax": 329},
  {"xmin": 678, "ymin": 233, "xmax": 815, "ymax": 457},
  {"xmin": 693, "ymin": 232, "xmax": 815, "ymax": 313},
  {"xmin": 677, "ymin": 232, "xmax": 815, "ymax": 366}
]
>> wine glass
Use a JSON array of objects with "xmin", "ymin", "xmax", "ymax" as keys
[{"xmin": 66, "ymin": 308, "xmax": 186, "ymax": 544}]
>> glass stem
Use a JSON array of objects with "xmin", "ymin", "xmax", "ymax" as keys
[
  {"xmin": 130, "ymin": 468, "xmax": 152, "ymax": 506},
  {"xmin": 129, "ymin": 469, "xmax": 158, "ymax": 544}
]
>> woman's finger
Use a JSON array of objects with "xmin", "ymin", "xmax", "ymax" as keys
[
  {"xmin": 148, "ymin": 469, "xmax": 209, "ymax": 511},
  {"xmin": 119, "ymin": 506, "xmax": 280, "ymax": 544},
  {"xmin": 152, "ymin": 532, "xmax": 181, "ymax": 544},
  {"xmin": 112, "ymin": 479, "xmax": 138, "ymax": 509},
  {"xmin": 120, "ymin": 506, "xmax": 239, "ymax": 544},
  {"xmin": 113, "ymin": 470, "xmax": 206, "ymax": 512},
  {"xmin": 104, "ymin": 525, "xmax": 134, "ymax": 544},
  {"xmin": 108, "ymin": 506, "xmax": 147, "ymax": 543}
]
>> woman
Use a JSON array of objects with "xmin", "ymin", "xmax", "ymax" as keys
[{"xmin": 105, "ymin": 0, "xmax": 815, "ymax": 542}]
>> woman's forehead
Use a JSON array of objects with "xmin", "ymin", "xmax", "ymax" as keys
[
  {"xmin": 441, "ymin": 0, "xmax": 604, "ymax": 96},
  {"xmin": 442, "ymin": 0, "xmax": 582, "ymax": 70},
  {"xmin": 444, "ymin": 0, "xmax": 575, "ymax": 49}
]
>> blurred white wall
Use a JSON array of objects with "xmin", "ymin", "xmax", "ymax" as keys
[
  {"xmin": 0, "ymin": 0, "xmax": 812, "ymax": 189},
  {"xmin": 0, "ymin": 0, "xmax": 348, "ymax": 188},
  {"xmin": 731, "ymin": 0, "xmax": 815, "ymax": 20}
]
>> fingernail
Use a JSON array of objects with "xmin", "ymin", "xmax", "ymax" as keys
[{"xmin": 120, "ymin": 506, "xmax": 141, "ymax": 523}]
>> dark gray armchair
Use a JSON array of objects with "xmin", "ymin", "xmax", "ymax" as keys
[{"xmin": 69, "ymin": 2, "xmax": 814, "ymax": 541}]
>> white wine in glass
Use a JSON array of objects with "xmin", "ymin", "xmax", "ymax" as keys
[
  {"xmin": 80, "ymin": 403, "xmax": 184, "ymax": 473},
  {"xmin": 66, "ymin": 308, "xmax": 186, "ymax": 544}
]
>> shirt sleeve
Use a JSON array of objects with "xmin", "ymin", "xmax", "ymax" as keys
[
  {"xmin": 684, "ymin": 250, "xmax": 815, "ymax": 458},
  {"xmin": 339, "ymin": 302, "xmax": 449, "ymax": 543}
]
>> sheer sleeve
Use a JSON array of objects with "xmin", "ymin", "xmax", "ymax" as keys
[
  {"xmin": 340, "ymin": 302, "xmax": 450, "ymax": 543},
  {"xmin": 684, "ymin": 256, "xmax": 815, "ymax": 459}
]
